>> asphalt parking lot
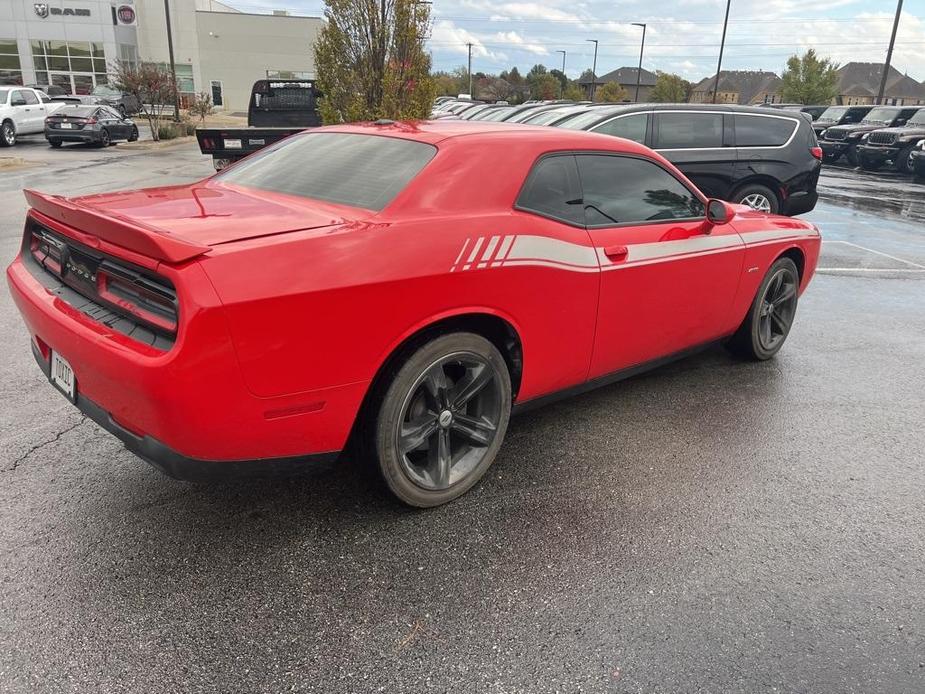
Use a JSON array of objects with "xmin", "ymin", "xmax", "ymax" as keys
[{"xmin": 1, "ymin": 142, "xmax": 924, "ymax": 693}]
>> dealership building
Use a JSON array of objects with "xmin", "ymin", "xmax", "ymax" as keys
[{"xmin": 0, "ymin": 0, "xmax": 322, "ymax": 110}]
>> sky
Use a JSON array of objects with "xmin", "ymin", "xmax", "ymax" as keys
[{"xmin": 223, "ymin": 0, "xmax": 925, "ymax": 82}]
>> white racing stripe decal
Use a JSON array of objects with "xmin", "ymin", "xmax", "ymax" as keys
[{"xmin": 450, "ymin": 228, "xmax": 814, "ymax": 273}]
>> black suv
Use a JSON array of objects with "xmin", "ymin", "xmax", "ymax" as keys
[
  {"xmin": 856, "ymin": 108, "xmax": 925, "ymax": 173},
  {"xmin": 819, "ymin": 106, "xmax": 919, "ymax": 165},
  {"xmin": 552, "ymin": 103, "xmax": 821, "ymax": 216},
  {"xmin": 812, "ymin": 105, "xmax": 872, "ymax": 137}
]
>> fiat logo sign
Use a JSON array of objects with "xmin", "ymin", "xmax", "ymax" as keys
[{"xmin": 116, "ymin": 4, "xmax": 136, "ymax": 25}]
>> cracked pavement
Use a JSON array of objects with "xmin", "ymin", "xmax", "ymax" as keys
[{"xmin": 1, "ymin": 141, "xmax": 924, "ymax": 693}]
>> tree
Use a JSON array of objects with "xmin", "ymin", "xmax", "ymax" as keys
[
  {"xmin": 780, "ymin": 49, "xmax": 839, "ymax": 104},
  {"xmin": 549, "ymin": 69, "xmax": 568, "ymax": 96},
  {"xmin": 562, "ymin": 83, "xmax": 585, "ymax": 101},
  {"xmin": 650, "ymin": 72, "xmax": 691, "ymax": 103},
  {"xmin": 595, "ymin": 81, "xmax": 629, "ymax": 103},
  {"xmin": 530, "ymin": 73, "xmax": 560, "ymax": 100},
  {"xmin": 111, "ymin": 60, "xmax": 177, "ymax": 141},
  {"xmin": 314, "ymin": 0, "xmax": 435, "ymax": 122},
  {"xmin": 188, "ymin": 91, "xmax": 214, "ymax": 122}
]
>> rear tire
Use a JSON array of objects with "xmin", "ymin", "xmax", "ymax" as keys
[
  {"xmin": 48, "ymin": 139, "xmax": 62, "ymax": 148},
  {"xmin": 733, "ymin": 184, "xmax": 779, "ymax": 214},
  {"xmin": 128, "ymin": 125, "xmax": 139, "ymax": 142},
  {"xmin": 0, "ymin": 120, "xmax": 15, "ymax": 147},
  {"xmin": 373, "ymin": 332, "xmax": 511, "ymax": 507},
  {"xmin": 97, "ymin": 128, "xmax": 111, "ymax": 147},
  {"xmin": 726, "ymin": 257, "xmax": 800, "ymax": 361}
]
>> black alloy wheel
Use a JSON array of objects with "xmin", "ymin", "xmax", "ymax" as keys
[
  {"xmin": 98, "ymin": 129, "xmax": 111, "ymax": 147},
  {"xmin": 727, "ymin": 257, "xmax": 800, "ymax": 361},
  {"xmin": 896, "ymin": 145, "xmax": 916, "ymax": 174},
  {"xmin": 128, "ymin": 125, "xmax": 139, "ymax": 142},
  {"xmin": 374, "ymin": 333, "xmax": 511, "ymax": 507}
]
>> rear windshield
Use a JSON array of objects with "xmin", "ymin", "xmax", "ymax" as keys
[
  {"xmin": 53, "ymin": 106, "xmax": 98, "ymax": 117},
  {"xmin": 216, "ymin": 132, "xmax": 437, "ymax": 211}
]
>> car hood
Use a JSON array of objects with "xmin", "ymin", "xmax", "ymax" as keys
[
  {"xmin": 827, "ymin": 123, "xmax": 886, "ymax": 135},
  {"xmin": 72, "ymin": 182, "xmax": 370, "ymax": 247},
  {"xmin": 871, "ymin": 125, "xmax": 925, "ymax": 136}
]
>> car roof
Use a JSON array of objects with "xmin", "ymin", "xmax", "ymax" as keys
[{"xmin": 320, "ymin": 120, "xmax": 659, "ymax": 156}]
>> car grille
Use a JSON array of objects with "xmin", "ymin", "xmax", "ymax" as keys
[
  {"xmin": 24, "ymin": 222, "xmax": 178, "ymax": 351},
  {"xmin": 824, "ymin": 128, "xmax": 848, "ymax": 141},
  {"xmin": 867, "ymin": 131, "xmax": 898, "ymax": 146}
]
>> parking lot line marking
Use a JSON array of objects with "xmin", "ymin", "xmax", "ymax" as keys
[
  {"xmin": 817, "ymin": 267, "xmax": 925, "ymax": 273},
  {"xmin": 824, "ymin": 240, "xmax": 925, "ymax": 269}
]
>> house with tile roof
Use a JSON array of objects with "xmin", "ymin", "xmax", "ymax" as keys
[
  {"xmin": 835, "ymin": 63, "xmax": 925, "ymax": 106},
  {"xmin": 689, "ymin": 70, "xmax": 783, "ymax": 105},
  {"xmin": 577, "ymin": 66, "xmax": 658, "ymax": 102}
]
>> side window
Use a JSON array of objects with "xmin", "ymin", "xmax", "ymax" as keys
[
  {"xmin": 591, "ymin": 113, "xmax": 648, "ymax": 144},
  {"xmin": 22, "ymin": 90, "xmax": 40, "ymax": 105},
  {"xmin": 102, "ymin": 106, "xmax": 120, "ymax": 119},
  {"xmin": 734, "ymin": 114, "xmax": 797, "ymax": 147},
  {"xmin": 655, "ymin": 112, "xmax": 723, "ymax": 149},
  {"xmin": 576, "ymin": 154, "xmax": 705, "ymax": 226},
  {"xmin": 516, "ymin": 155, "xmax": 584, "ymax": 225},
  {"xmin": 846, "ymin": 109, "xmax": 866, "ymax": 124},
  {"xmin": 11, "ymin": 90, "xmax": 26, "ymax": 105}
]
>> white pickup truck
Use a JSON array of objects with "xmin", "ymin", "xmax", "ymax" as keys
[{"xmin": 0, "ymin": 87, "xmax": 66, "ymax": 147}]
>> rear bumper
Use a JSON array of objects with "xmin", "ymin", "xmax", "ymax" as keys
[
  {"xmin": 31, "ymin": 342, "xmax": 338, "ymax": 480},
  {"xmin": 781, "ymin": 190, "xmax": 818, "ymax": 216},
  {"xmin": 7, "ymin": 248, "xmax": 362, "ymax": 470},
  {"xmin": 45, "ymin": 129, "xmax": 100, "ymax": 143}
]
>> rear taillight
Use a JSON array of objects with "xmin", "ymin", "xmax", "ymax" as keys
[
  {"xmin": 30, "ymin": 228, "xmax": 63, "ymax": 274},
  {"xmin": 96, "ymin": 263, "xmax": 178, "ymax": 334},
  {"xmin": 810, "ymin": 146, "xmax": 823, "ymax": 160},
  {"xmin": 84, "ymin": 117, "xmax": 97, "ymax": 125}
]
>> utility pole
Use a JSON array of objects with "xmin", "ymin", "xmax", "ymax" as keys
[
  {"xmin": 163, "ymin": 0, "xmax": 180, "ymax": 121},
  {"xmin": 712, "ymin": 0, "xmax": 731, "ymax": 104},
  {"xmin": 467, "ymin": 43, "xmax": 473, "ymax": 96},
  {"xmin": 632, "ymin": 23, "xmax": 646, "ymax": 102},
  {"xmin": 556, "ymin": 50, "xmax": 566, "ymax": 97},
  {"xmin": 877, "ymin": 0, "xmax": 904, "ymax": 105},
  {"xmin": 587, "ymin": 39, "xmax": 598, "ymax": 101}
]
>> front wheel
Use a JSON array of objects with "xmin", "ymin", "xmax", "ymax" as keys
[
  {"xmin": 373, "ymin": 333, "xmax": 512, "ymax": 507},
  {"xmin": 894, "ymin": 145, "xmax": 915, "ymax": 174},
  {"xmin": 846, "ymin": 144, "xmax": 860, "ymax": 166},
  {"xmin": 859, "ymin": 156, "xmax": 882, "ymax": 171},
  {"xmin": 128, "ymin": 125, "xmax": 139, "ymax": 142},
  {"xmin": 0, "ymin": 121, "xmax": 15, "ymax": 147},
  {"xmin": 726, "ymin": 257, "xmax": 800, "ymax": 361},
  {"xmin": 733, "ymin": 184, "xmax": 779, "ymax": 214}
]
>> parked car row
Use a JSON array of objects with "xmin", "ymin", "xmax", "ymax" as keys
[
  {"xmin": 433, "ymin": 97, "xmax": 821, "ymax": 216},
  {"xmin": 0, "ymin": 86, "xmax": 139, "ymax": 148}
]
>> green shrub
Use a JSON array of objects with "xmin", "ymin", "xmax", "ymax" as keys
[{"xmin": 157, "ymin": 123, "xmax": 179, "ymax": 140}]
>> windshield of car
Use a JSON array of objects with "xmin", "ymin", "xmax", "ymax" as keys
[
  {"xmin": 906, "ymin": 110, "xmax": 925, "ymax": 126},
  {"xmin": 861, "ymin": 108, "xmax": 900, "ymax": 125},
  {"xmin": 0, "ymin": 89, "xmax": 8, "ymax": 103},
  {"xmin": 478, "ymin": 106, "xmax": 515, "ymax": 121},
  {"xmin": 556, "ymin": 107, "xmax": 626, "ymax": 130},
  {"xmin": 817, "ymin": 107, "xmax": 847, "ymax": 122},
  {"xmin": 91, "ymin": 85, "xmax": 120, "ymax": 97},
  {"xmin": 215, "ymin": 132, "xmax": 437, "ymax": 211}
]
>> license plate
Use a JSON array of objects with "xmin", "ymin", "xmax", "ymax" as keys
[
  {"xmin": 60, "ymin": 123, "xmax": 74, "ymax": 129},
  {"xmin": 50, "ymin": 351, "xmax": 76, "ymax": 401},
  {"xmin": 224, "ymin": 138, "xmax": 242, "ymax": 149}
]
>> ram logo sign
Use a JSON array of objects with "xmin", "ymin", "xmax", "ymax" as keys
[{"xmin": 34, "ymin": 3, "xmax": 49, "ymax": 18}]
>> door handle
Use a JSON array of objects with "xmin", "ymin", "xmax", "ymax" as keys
[{"xmin": 603, "ymin": 245, "xmax": 628, "ymax": 261}]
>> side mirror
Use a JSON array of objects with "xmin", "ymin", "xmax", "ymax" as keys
[{"xmin": 707, "ymin": 199, "xmax": 731, "ymax": 224}]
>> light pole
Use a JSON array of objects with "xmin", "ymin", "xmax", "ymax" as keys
[
  {"xmin": 587, "ymin": 39, "xmax": 598, "ymax": 101},
  {"xmin": 712, "ymin": 0, "xmax": 731, "ymax": 103},
  {"xmin": 163, "ymin": 0, "xmax": 180, "ymax": 121},
  {"xmin": 467, "ymin": 42, "xmax": 473, "ymax": 97},
  {"xmin": 877, "ymin": 0, "xmax": 904, "ymax": 105},
  {"xmin": 556, "ymin": 50, "xmax": 566, "ymax": 97},
  {"xmin": 632, "ymin": 23, "xmax": 646, "ymax": 102}
]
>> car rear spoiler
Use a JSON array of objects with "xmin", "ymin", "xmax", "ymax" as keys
[{"xmin": 24, "ymin": 189, "xmax": 210, "ymax": 264}]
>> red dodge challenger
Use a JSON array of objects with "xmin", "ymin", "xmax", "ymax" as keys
[{"xmin": 7, "ymin": 121, "xmax": 820, "ymax": 506}]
